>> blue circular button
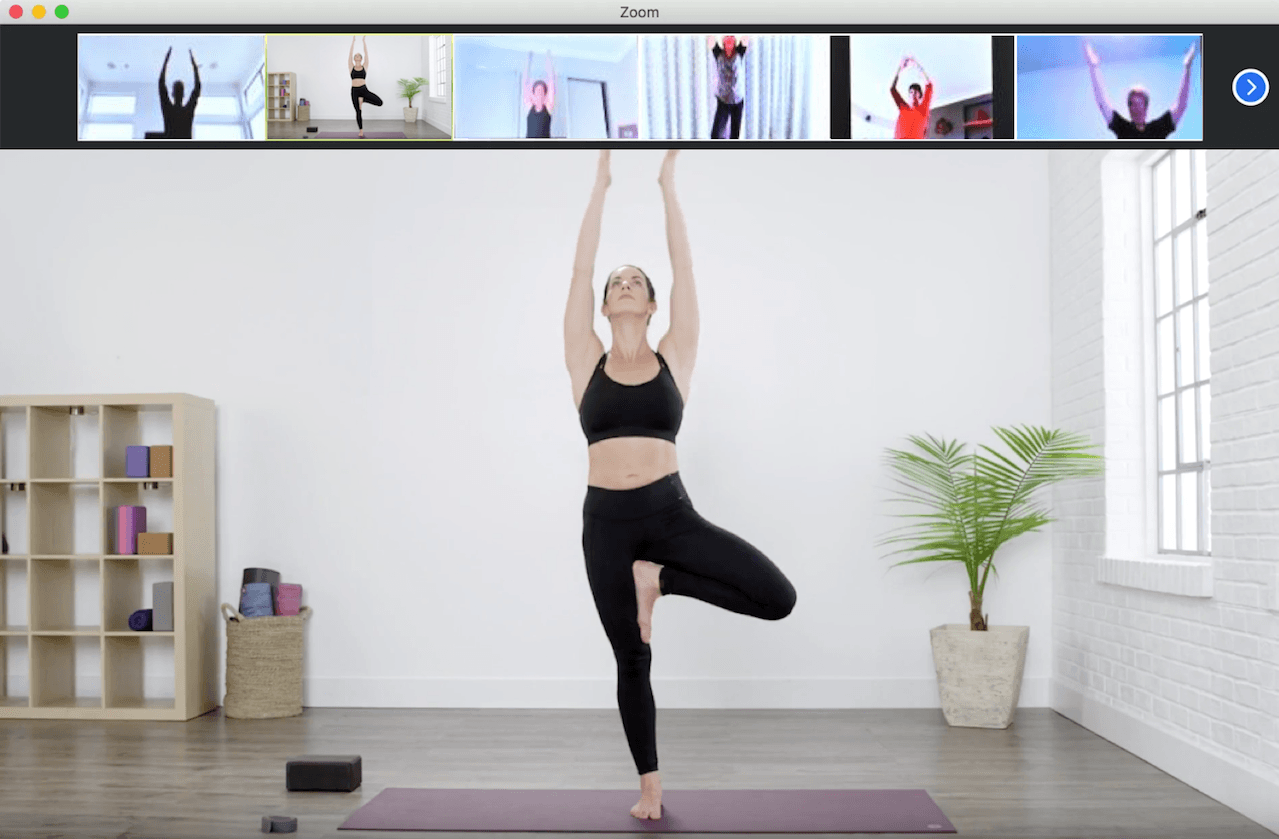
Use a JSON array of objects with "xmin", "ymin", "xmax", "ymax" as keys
[{"xmin": 1233, "ymin": 68, "xmax": 1269, "ymax": 106}]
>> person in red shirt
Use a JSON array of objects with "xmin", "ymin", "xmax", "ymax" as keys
[{"xmin": 890, "ymin": 55, "xmax": 933, "ymax": 139}]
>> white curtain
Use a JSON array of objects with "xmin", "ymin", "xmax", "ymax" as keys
[{"xmin": 641, "ymin": 35, "xmax": 813, "ymax": 139}]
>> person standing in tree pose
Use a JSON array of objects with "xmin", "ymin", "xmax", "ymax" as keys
[
  {"xmin": 349, "ymin": 36, "xmax": 384, "ymax": 138},
  {"xmin": 565, "ymin": 149, "xmax": 798, "ymax": 820}
]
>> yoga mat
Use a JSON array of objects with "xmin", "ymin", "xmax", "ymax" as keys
[
  {"xmin": 338, "ymin": 788, "xmax": 956, "ymax": 833},
  {"xmin": 316, "ymin": 132, "xmax": 407, "ymax": 138}
]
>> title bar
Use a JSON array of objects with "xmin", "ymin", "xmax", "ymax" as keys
[{"xmin": 3, "ymin": 0, "xmax": 1277, "ymax": 26}]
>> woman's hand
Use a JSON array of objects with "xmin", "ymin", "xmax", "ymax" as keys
[
  {"xmin": 1183, "ymin": 41, "xmax": 1196, "ymax": 68},
  {"xmin": 1083, "ymin": 41, "xmax": 1099, "ymax": 68},
  {"xmin": 597, "ymin": 149, "xmax": 611, "ymax": 189},
  {"xmin": 658, "ymin": 149, "xmax": 678, "ymax": 188}
]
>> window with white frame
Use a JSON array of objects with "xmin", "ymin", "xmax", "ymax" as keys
[
  {"xmin": 431, "ymin": 35, "xmax": 449, "ymax": 98},
  {"xmin": 194, "ymin": 124, "xmax": 248, "ymax": 141},
  {"xmin": 244, "ymin": 61, "xmax": 266, "ymax": 140},
  {"xmin": 1149, "ymin": 149, "xmax": 1210, "ymax": 555},
  {"xmin": 87, "ymin": 94, "xmax": 137, "ymax": 116},
  {"xmin": 194, "ymin": 96, "xmax": 241, "ymax": 118},
  {"xmin": 81, "ymin": 123, "xmax": 135, "ymax": 140},
  {"xmin": 81, "ymin": 93, "xmax": 137, "ymax": 139}
]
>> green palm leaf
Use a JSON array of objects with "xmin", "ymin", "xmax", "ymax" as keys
[{"xmin": 877, "ymin": 425, "xmax": 1102, "ymax": 629}]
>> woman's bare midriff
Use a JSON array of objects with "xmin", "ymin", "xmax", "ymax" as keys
[
  {"xmin": 588, "ymin": 437, "xmax": 679, "ymax": 490},
  {"xmin": 351, "ymin": 80, "xmax": 366, "ymax": 87}
]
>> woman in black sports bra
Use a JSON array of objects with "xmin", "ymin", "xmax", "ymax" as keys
[
  {"xmin": 564, "ymin": 150, "xmax": 797, "ymax": 821},
  {"xmin": 522, "ymin": 50, "xmax": 555, "ymax": 138},
  {"xmin": 348, "ymin": 36, "xmax": 384, "ymax": 138}
]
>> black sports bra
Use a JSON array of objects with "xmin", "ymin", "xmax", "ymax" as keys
[
  {"xmin": 351, "ymin": 67, "xmax": 366, "ymax": 79},
  {"xmin": 579, "ymin": 352, "xmax": 683, "ymax": 445}
]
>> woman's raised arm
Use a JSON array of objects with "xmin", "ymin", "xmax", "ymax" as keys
[
  {"xmin": 564, "ymin": 151, "xmax": 611, "ymax": 371},
  {"xmin": 656, "ymin": 151, "xmax": 698, "ymax": 367}
]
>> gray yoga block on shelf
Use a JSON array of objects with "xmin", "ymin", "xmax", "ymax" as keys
[
  {"xmin": 152, "ymin": 581, "xmax": 174, "ymax": 632},
  {"xmin": 286, "ymin": 755, "xmax": 362, "ymax": 792}
]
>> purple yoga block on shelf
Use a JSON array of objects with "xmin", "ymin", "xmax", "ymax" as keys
[
  {"xmin": 126, "ymin": 446, "xmax": 151, "ymax": 477},
  {"xmin": 116, "ymin": 506, "xmax": 146, "ymax": 554}
]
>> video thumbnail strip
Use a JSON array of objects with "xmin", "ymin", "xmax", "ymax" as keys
[{"xmin": 64, "ymin": 30, "xmax": 1208, "ymax": 145}]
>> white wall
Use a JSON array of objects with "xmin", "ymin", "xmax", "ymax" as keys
[
  {"xmin": 419, "ymin": 36, "xmax": 451, "ymax": 134},
  {"xmin": 0, "ymin": 149, "xmax": 1051, "ymax": 711},
  {"xmin": 266, "ymin": 35, "xmax": 432, "ymax": 122},
  {"xmin": 1048, "ymin": 149, "xmax": 1279, "ymax": 832}
]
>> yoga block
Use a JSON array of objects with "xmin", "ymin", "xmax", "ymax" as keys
[
  {"xmin": 126, "ymin": 446, "xmax": 150, "ymax": 477},
  {"xmin": 150, "ymin": 445, "xmax": 173, "ymax": 478},
  {"xmin": 286, "ymin": 755, "xmax": 362, "ymax": 792},
  {"xmin": 138, "ymin": 532, "xmax": 173, "ymax": 555},
  {"xmin": 152, "ymin": 581, "xmax": 174, "ymax": 632},
  {"xmin": 275, "ymin": 583, "xmax": 303, "ymax": 617},
  {"xmin": 116, "ymin": 506, "xmax": 146, "ymax": 554}
]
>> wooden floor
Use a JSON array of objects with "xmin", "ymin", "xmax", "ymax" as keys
[
  {"xmin": 0, "ymin": 707, "xmax": 1269, "ymax": 839},
  {"xmin": 267, "ymin": 119, "xmax": 452, "ymax": 140}
]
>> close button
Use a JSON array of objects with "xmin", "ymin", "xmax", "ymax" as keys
[{"xmin": 1233, "ymin": 68, "xmax": 1269, "ymax": 106}]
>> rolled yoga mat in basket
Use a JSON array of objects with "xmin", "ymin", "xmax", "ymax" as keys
[{"xmin": 221, "ymin": 603, "xmax": 312, "ymax": 719}]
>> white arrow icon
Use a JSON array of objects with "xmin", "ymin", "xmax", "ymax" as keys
[{"xmin": 1234, "ymin": 68, "xmax": 1270, "ymax": 106}]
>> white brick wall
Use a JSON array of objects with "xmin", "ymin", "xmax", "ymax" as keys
[{"xmin": 1049, "ymin": 150, "xmax": 1279, "ymax": 826}]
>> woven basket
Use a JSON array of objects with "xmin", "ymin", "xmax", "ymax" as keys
[{"xmin": 221, "ymin": 602, "xmax": 312, "ymax": 719}]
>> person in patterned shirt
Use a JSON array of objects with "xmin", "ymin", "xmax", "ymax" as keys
[{"xmin": 709, "ymin": 35, "xmax": 749, "ymax": 139}]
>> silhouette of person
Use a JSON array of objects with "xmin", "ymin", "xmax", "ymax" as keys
[{"xmin": 158, "ymin": 47, "xmax": 201, "ymax": 139}]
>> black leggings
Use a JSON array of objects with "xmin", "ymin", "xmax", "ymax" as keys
[
  {"xmin": 351, "ymin": 86, "xmax": 383, "ymax": 128},
  {"xmin": 582, "ymin": 472, "xmax": 796, "ymax": 775},
  {"xmin": 712, "ymin": 99, "xmax": 744, "ymax": 139}
]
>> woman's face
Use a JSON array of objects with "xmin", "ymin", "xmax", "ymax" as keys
[
  {"xmin": 532, "ymin": 82, "xmax": 547, "ymax": 107},
  {"xmin": 354, "ymin": 54, "xmax": 363, "ymax": 65},
  {"xmin": 604, "ymin": 267, "xmax": 652, "ymax": 319},
  {"xmin": 723, "ymin": 36, "xmax": 737, "ymax": 57}
]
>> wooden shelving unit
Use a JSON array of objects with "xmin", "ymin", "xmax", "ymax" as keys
[
  {"xmin": 267, "ymin": 71, "xmax": 296, "ymax": 122},
  {"xmin": 0, "ymin": 394, "xmax": 216, "ymax": 720}
]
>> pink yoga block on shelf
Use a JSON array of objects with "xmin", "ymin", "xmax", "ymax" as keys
[{"xmin": 116, "ymin": 506, "xmax": 147, "ymax": 554}]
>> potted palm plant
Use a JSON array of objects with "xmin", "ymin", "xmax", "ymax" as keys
[
  {"xmin": 398, "ymin": 76, "xmax": 428, "ymax": 123},
  {"xmin": 878, "ymin": 425, "xmax": 1103, "ymax": 728}
]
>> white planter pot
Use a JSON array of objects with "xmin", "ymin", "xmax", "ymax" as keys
[
  {"xmin": 404, "ymin": 107, "xmax": 419, "ymax": 123},
  {"xmin": 929, "ymin": 624, "xmax": 1029, "ymax": 728}
]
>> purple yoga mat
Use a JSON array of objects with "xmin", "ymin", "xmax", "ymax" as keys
[
  {"xmin": 315, "ymin": 132, "xmax": 407, "ymax": 138},
  {"xmin": 338, "ymin": 788, "xmax": 956, "ymax": 833}
]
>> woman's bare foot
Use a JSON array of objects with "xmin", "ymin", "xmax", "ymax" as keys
[
  {"xmin": 630, "ymin": 771, "xmax": 663, "ymax": 819},
  {"xmin": 632, "ymin": 560, "xmax": 663, "ymax": 644}
]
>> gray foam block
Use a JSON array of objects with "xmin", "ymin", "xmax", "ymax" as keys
[
  {"xmin": 262, "ymin": 815, "xmax": 297, "ymax": 832},
  {"xmin": 153, "ymin": 581, "xmax": 174, "ymax": 632}
]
